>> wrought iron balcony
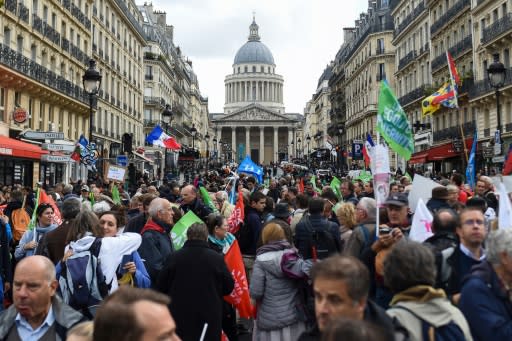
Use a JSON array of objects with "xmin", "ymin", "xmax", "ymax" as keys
[
  {"xmin": 394, "ymin": 2, "xmax": 425, "ymax": 38},
  {"xmin": 431, "ymin": 35, "xmax": 472, "ymax": 72},
  {"xmin": 346, "ymin": 21, "xmax": 394, "ymax": 61},
  {"xmin": 469, "ymin": 68, "xmax": 512, "ymax": 99},
  {"xmin": 433, "ymin": 126, "xmax": 459, "ymax": 142},
  {"xmin": 33, "ymin": 15, "xmax": 43, "ymax": 33},
  {"xmin": 63, "ymin": 0, "xmax": 70, "ymax": 10},
  {"xmin": 398, "ymin": 50, "xmax": 417, "ymax": 70},
  {"xmin": 0, "ymin": 43, "xmax": 90, "ymax": 106},
  {"xmin": 482, "ymin": 13, "xmax": 512, "ymax": 45},
  {"xmin": 145, "ymin": 74, "xmax": 153, "ymax": 80},
  {"xmin": 112, "ymin": 0, "xmax": 146, "ymax": 39},
  {"xmin": 122, "ymin": 103, "xmax": 127, "ymax": 111},
  {"xmin": 419, "ymin": 42, "xmax": 429, "ymax": 55},
  {"xmin": 144, "ymin": 96, "xmax": 164, "ymax": 105},
  {"xmin": 461, "ymin": 121, "xmax": 476, "ymax": 135},
  {"xmin": 506, "ymin": 122, "xmax": 512, "ymax": 132},
  {"xmin": 398, "ymin": 85, "xmax": 429, "ymax": 107},
  {"xmin": 18, "ymin": 3, "xmax": 29, "ymax": 23},
  {"xmin": 430, "ymin": 0, "xmax": 470, "ymax": 37},
  {"xmin": 5, "ymin": 0, "xmax": 16, "ymax": 13},
  {"xmin": 376, "ymin": 47, "xmax": 385, "ymax": 55}
]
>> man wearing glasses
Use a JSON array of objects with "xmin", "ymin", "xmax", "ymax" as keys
[{"xmin": 438, "ymin": 207, "xmax": 487, "ymax": 305}]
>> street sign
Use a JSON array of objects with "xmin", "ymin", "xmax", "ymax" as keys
[
  {"xmin": 41, "ymin": 155, "xmax": 71, "ymax": 163},
  {"xmin": 117, "ymin": 155, "xmax": 128, "ymax": 167},
  {"xmin": 41, "ymin": 143, "xmax": 76, "ymax": 153},
  {"xmin": 23, "ymin": 131, "xmax": 64, "ymax": 140},
  {"xmin": 483, "ymin": 146, "xmax": 494, "ymax": 158},
  {"xmin": 495, "ymin": 130, "xmax": 501, "ymax": 144},
  {"xmin": 352, "ymin": 141, "xmax": 363, "ymax": 160},
  {"xmin": 494, "ymin": 143, "xmax": 502, "ymax": 156},
  {"xmin": 492, "ymin": 156, "xmax": 505, "ymax": 163}
]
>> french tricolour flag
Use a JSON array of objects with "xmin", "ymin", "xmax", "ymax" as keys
[{"xmin": 146, "ymin": 125, "xmax": 181, "ymax": 150}]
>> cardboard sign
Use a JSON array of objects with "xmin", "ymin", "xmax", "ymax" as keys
[
  {"xmin": 106, "ymin": 164, "xmax": 126, "ymax": 182},
  {"xmin": 408, "ymin": 174, "xmax": 440, "ymax": 213}
]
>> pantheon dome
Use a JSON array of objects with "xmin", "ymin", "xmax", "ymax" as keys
[{"xmin": 233, "ymin": 20, "xmax": 275, "ymax": 65}]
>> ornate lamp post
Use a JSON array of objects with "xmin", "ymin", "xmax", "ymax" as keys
[
  {"xmin": 290, "ymin": 141, "xmax": 294, "ymax": 159},
  {"xmin": 161, "ymin": 104, "xmax": 173, "ymax": 178},
  {"xmin": 190, "ymin": 124, "xmax": 197, "ymax": 150},
  {"xmin": 205, "ymin": 132, "xmax": 210, "ymax": 170},
  {"xmin": 213, "ymin": 137, "xmax": 217, "ymax": 163},
  {"xmin": 488, "ymin": 54, "xmax": 506, "ymax": 158},
  {"xmin": 82, "ymin": 59, "xmax": 102, "ymax": 143},
  {"xmin": 297, "ymin": 137, "xmax": 301, "ymax": 159},
  {"xmin": 306, "ymin": 134, "xmax": 311, "ymax": 164}
]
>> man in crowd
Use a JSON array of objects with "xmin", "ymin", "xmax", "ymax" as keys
[
  {"xmin": 384, "ymin": 193, "xmax": 411, "ymax": 235},
  {"xmin": 423, "ymin": 208, "xmax": 459, "ymax": 253},
  {"xmin": 94, "ymin": 286, "xmax": 181, "ymax": 341},
  {"xmin": 240, "ymin": 191, "xmax": 267, "ymax": 280},
  {"xmin": 298, "ymin": 256, "xmax": 397, "ymax": 341},
  {"xmin": 180, "ymin": 185, "xmax": 213, "ymax": 221},
  {"xmin": 0, "ymin": 256, "xmax": 85, "ymax": 339},
  {"xmin": 138, "ymin": 198, "xmax": 175, "ymax": 284},
  {"xmin": 344, "ymin": 197, "xmax": 377, "ymax": 258},
  {"xmin": 475, "ymin": 176, "xmax": 498, "ymax": 212},
  {"xmin": 459, "ymin": 228, "xmax": 512, "ymax": 340},
  {"xmin": 156, "ymin": 223, "xmax": 234, "ymax": 341},
  {"xmin": 125, "ymin": 194, "xmax": 157, "ymax": 234},
  {"xmin": 340, "ymin": 180, "xmax": 358, "ymax": 205}
]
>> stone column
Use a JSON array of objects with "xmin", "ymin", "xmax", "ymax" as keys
[
  {"xmin": 273, "ymin": 127, "xmax": 279, "ymax": 163},
  {"xmin": 256, "ymin": 81, "xmax": 259, "ymax": 101},
  {"xmin": 288, "ymin": 128, "xmax": 293, "ymax": 159},
  {"xmin": 225, "ymin": 85, "xmax": 228, "ymax": 103},
  {"xmin": 231, "ymin": 127, "xmax": 236, "ymax": 158},
  {"xmin": 245, "ymin": 82, "xmax": 248, "ymax": 102},
  {"xmin": 259, "ymin": 126, "xmax": 265, "ymax": 164},
  {"xmin": 245, "ymin": 126, "xmax": 250, "ymax": 157}
]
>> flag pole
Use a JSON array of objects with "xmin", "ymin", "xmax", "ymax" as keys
[
  {"xmin": 459, "ymin": 123, "xmax": 469, "ymax": 163},
  {"xmin": 375, "ymin": 131, "xmax": 380, "ymax": 239}
]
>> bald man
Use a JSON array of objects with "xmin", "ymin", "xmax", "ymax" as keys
[
  {"xmin": 180, "ymin": 185, "xmax": 213, "ymax": 221},
  {"xmin": 0, "ymin": 256, "xmax": 85, "ymax": 340}
]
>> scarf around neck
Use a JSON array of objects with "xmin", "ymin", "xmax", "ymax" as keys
[{"xmin": 390, "ymin": 285, "xmax": 446, "ymax": 306}]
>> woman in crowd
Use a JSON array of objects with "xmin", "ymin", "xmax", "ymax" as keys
[
  {"xmin": 206, "ymin": 213, "xmax": 237, "ymax": 340},
  {"xmin": 15, "ymin": 203, "xmax": 57, "ymax": 260},
  {"xmin": 64, "ymin": 210, "xmax": 142, "ymax": 294},
  {"xmin": 98, "ymin": 209, "xmax": 151, "ymax": 288},
  {"xmin": 335, "ymin": 202, "xmax": 357, "ymax": 252},
  {"xmin": 250, "ymin": 222, "xmax": 312, "ymax": 341}
]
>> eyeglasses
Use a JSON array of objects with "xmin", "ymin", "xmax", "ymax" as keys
[{"xmin": 463, "ymin": 219, "xmax": 484, "ymax": 226}]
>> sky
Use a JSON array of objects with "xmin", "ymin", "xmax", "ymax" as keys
[{"xmin": 140, "ymin": 0, "xmax": 369, "ymax": 114}]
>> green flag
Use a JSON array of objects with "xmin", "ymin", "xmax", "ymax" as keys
[
  {"xmin": 199, "ymin": 186, "xmax": 219, "ymax": 213},
  {"xmin": 170, "ymin": 211, "xmax": 203, "ymax": 250},
  {"xmin": 377, "ymin": 81, "xmax": 414, "ymax": 160},
  {"xmin": 310, "ymin": 176, "xmax": 322, "ymax": 194},
  {"xmin": 28, "ymin": 187, "xmax": 40, "ymax": 231},
  {"xmin": 111, "ymin": 185, "xmax": 121, "ymax": 205},
  {"xmin": 330, "ymin": 176, "xmax": 342, "ymax": 200},
  {"xmin": 357, "ymin": 170, "xmax": 373, "ymax": 183},
  {"xmin": 89, "ymin": 191, "xmax": 95, "ymax": 207}
]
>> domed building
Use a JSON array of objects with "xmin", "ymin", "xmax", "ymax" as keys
[{"xmin": 211, "ymin": 17, "xmax": 303, "ymax": 165}]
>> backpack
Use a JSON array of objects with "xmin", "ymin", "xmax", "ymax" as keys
[
  {"xmin": 393, "ymin": 305, "xmax": 466, "ymax": 341},
  {"xmin": 302, "ymin": 215, "xmax": 338, "ymax": 261},
  {"xmin": 11, "ymin": 200, "xmax": 30, "ymax": 242},
  {"xmin": 58, "ymin": 238, "xmax": 111, "ymax": 318}
]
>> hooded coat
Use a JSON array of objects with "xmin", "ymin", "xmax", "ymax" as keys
[{"xmin": 15, "ymin": 224, "xmax": 58, "ymax": 260}]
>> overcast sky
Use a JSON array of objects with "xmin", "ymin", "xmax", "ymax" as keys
[{"xmin": 140, "ymin": 0, "xmax": 369, "ymax": 114}]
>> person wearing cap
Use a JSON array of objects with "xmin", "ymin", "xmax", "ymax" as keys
[
  {"xmin": 263, "ymin": 202, "xmax": 293, "ymax": 245},
  {"xmin": 384, "ymin": 193, "xmax": 411, "ymax": 236},
  {"xmin": 426, "ymin": 186, "xmax": 452, "ymax": 214},
  {"xmin": 80, "ymin": 184, "xmax": 93, "ymax": 211}
]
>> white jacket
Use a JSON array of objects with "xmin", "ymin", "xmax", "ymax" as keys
[{"xmin": 66, "ymin": 232, "xmax": 141, "ymax": 293}]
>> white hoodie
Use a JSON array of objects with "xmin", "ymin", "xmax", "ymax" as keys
[{"xmin": 66, "ymin": 232, "xmax": 142, "ymax": 293}]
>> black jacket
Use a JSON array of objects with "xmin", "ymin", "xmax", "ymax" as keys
[
  {"xmin": 424, "ymin": 231, "xmax": 458, "ymax": 253},
  {"xmin": 426, "ymin": 198, "xmax": 451, "ymax": 214},
  {"xmin": 124, "ymin": 212, "xmax": 148, "ymax": 234},
  {"xmin": 156, "ymin": 239, "xmax": 234, "ymax": 341},
  {"xmin": 137, "ymin": 219, "xmax": 174, "ymax": 284},
  {"xmin": 0, "ymin": 221, "xmax": 12, "ymax": 285},
  {"xmin": 294, "ymin": 213, "xmax": 341, "ymax": 260},
  {"xmin": 180, "ymin": 198, "xmax": 213, "ymax": 222}
]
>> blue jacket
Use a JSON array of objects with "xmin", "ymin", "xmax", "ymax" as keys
[
  {"xmin": 118, "ymin": 251, "xmax": 152, "ymax": 288},
  {"xmin": 459, "ymin": 261, "xmax": 512, "ymax": 341},
  {"xmin": 241, "ymin": 207, "xmax": 263, "ymax": 255}
]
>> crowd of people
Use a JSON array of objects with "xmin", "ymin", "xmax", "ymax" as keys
[{"xmin": 0, "ymin": 166, "xmax": 510, "ymax": 341}]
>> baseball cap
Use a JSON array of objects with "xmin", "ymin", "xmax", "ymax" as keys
[
  {"xmin": 384, "ymin": 193, "xmax": 408, "ymax": 207},
  {"xmin": 81, "ymin": 185, "xmax": 90, "ymax": 192}
]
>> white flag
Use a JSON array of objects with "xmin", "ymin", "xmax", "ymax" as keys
[
  {"xmin": 409, "ymin": 198, "xmax": 433, "ymax": 242},
  {"xmin": 498, "ymin": 183, "xmax": 512, "ymax": 229}
]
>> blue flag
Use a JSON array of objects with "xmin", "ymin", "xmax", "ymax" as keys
[
  {"xmin": 465, "ymin": 131, "xmax": 478, "ymax": 190},
  {"xmin": 238, "ymin": 155, "xmax": 263, "ymax": 183},
  {"xmin": 146, "ymin": 125, "xmax": 164, "ymax": 145},
  {"xmin": 366, "ymin": 133, "xmax": 375, "ymax": 147}
]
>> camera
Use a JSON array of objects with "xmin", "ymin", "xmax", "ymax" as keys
[{"xmin": 379, "ymin": 227, "xmax": 392, "ymax": 235}]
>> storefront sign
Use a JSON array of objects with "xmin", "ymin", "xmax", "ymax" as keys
[
  {"xmin": 24, "ymin": 131, "xmax": 64, "ymax": 140},
  {"xmin": 41, "ymin": 155, "xmax": 71, "ymax": 163},
  {"xmin": 12, "ymin": 107, "xmax": 28, "ymax": 124},
  {"xmin": 0, "ymin": 147, "xmax": 13, "ymax": 155},
  {"xmin": 41, "ymin": 143, "xmax": 76, "ymax": 153}
]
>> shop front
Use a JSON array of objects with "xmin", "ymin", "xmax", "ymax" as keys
[{"xmin": 409, "ymin": 138, "xmax": 474, "ymax": 174}]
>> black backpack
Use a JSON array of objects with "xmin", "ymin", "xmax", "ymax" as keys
[{"xmin": 302, "ymin": 215, "xmax": 339, "ymax": 261}]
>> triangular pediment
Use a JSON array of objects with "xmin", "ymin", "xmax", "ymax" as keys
[{"xmin": 216, "ymin": 104, "xmax": 292, "ymax": 122}]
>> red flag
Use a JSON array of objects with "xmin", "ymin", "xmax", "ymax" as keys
[
  {"xmin": 503, "ymin": 146, "xmax": 512, "ymax": 175},
  {"xmin": 362, "ymin": 145, "xmax": 370, "ymax": 168},
  {"xmin": 446, "ymin": 51, "xmax": 461, "ymax": 86},
  {"xmin": 224, "ymin": 240, "xmax": 253, "ymax": 318},
  {"xmin": 39, "ymin": 189, "xmax": 63, "ymax": 225},
  {"xmin": 298, "ymin": 178, "xmax": 304, "ymax": 194},
  {"xmin": 227, "ymin": 191, "xmax": 244, "ymax": 234},
  {"xmin": 163, "ymin": 136, "xmax": 181, "ymax": 150}
]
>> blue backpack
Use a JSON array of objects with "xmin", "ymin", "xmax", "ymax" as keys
[
  {"xmin": 393, "ymin": 305, "xmax": 466, "ymax": 341},
  {"xmin": 58, "ymin": 238, "xmax": 110, "ymax": 318}
]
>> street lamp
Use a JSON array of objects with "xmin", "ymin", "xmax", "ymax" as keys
[
  {"xmin": 306, "ymin": 134, "xmax": 311, "ymax": 163},
  {"xmin": 205, "ymin": 132, "xmax": 210, "ymax": 170},
  {"xmin": 213, "ymin": 137, "xmax": 217, "ymax": 162},
  {"xmin": 290, "ymin": 141, "xmax": 294, "ymax": 159},
  {"xmin": 161, "ymin": 104, "xmax": 173, "ymax": 179},
  {"xmin": 82, "ymin": 59, "xmax": 102, "ymax": 143},
  {"xmin": 190, "ymin": 124, "xmax": 197, "ymax": 150},
  {"xmin": 488, "ymin": 54, "xmax": 506, "ymax": 155},
  {"xmin": 297, "ymin": 138, "xmax": 301, "ymax": 159}
]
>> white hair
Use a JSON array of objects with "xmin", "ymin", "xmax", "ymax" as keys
[
  {"xmin": 487, "ymin": 229, "xmax": 512, "ymax": 266},
  {"xmin": 92, "ymin": 201, "xmax": 112, "ymax": 214},
  {"xmin": 358, "ymin": 197, "xmax": 376, "ymax": 220},
  {"xmin": 148, "ymin": 198, "xmax": 169, "ymax": 218}
]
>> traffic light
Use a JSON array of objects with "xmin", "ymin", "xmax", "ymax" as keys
[{"xmin": 122, "ymin": 133, "xmax": 132, "ymax": 154}]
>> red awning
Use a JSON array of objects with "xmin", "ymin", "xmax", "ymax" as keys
[
  {"xmin": 0, "ymin": 136, "xmax": 48, "ymax": 160},
  {"xmin": 409, "ymin": 152, "xmax": 429, "ymax": 165},
  {"xmin": 427, "ymin": 138, "xmax": 473, "ymax": 161}
]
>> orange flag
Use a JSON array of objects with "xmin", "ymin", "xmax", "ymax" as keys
[
  {"xmin": 223, "ymin": 239, "xmax": 253, "ymax": 318},
  {"xmin": 298, "ymin": 178, "xmax": 304, "ymax": 194},
  {"xmin": 39, "ymin": 189, "xmax": 63, "ymax": 225}
]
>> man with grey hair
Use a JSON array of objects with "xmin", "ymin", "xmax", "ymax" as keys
[
  {"xmin": 138, "ymin": 198, "xmax": 175, "ymax": 284},
  {"xmin": 36, "ymin": 197, "xmax": 81, "ymax": 264},
  {"xmin": 344, "ymin": 197, "xmax": 377, "ymax": 258},
  {"xmin": 459, "ymin": 228, "xmax": 512, "ymax": 340},
  {"xmin": 156, "ymin": 222, "xmax": 234, "ymax": 341},
  {"xmin": 0, "ymin": 256, "xmax": 85, "ymax": 339},
  {"xmin": 180, "ymin": 185, "xmax": 213, "ymax": 222}
]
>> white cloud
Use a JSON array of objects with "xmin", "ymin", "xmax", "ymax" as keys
[{"xmin": 140, "ymin": 0, "xmax": 369, "ymax": 114}]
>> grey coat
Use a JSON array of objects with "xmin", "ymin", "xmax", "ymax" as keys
[
  {"xmin": 250, "ymin": 249, "xmax": 309, "ymax": 331},
  {"xmin": 0, "ymin": 296, "xmax": 85, "ymax": 340}
]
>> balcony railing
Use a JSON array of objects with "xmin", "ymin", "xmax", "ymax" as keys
[
  {"xmin": 5, "ymin": 0, "xmax": 16, "ymax": 13},
  {"xmin": 430, "ymin": 0, "xmax": 470, "ymax": 36},
  {"xmin": 469, "ymin": 68, "xmax": 512, "ymax": 99},
  {"xmin": 143, "ymin": 119, "xmax": 161, "ymax": 126},
  {"xmin": 145, "ymin": 74, "xmax": 153, "ymax": 80},
  {"xmin": 394, "ymin": 2, "xmax": 425, "ymax": 38},
  {"xmin": 376, "ymin": 47, "xmax": 385, "ymax": 55},
  {"xmin": 18, "ymin": 3, "xmax": 29, "ymax": 23},
  {"xmin": 431, "ymin": 35, "xmax": 472, "ymax": 72},
  {"xmin": 144, "ymin": 96, "xmax": 164, "ymax": 105},
  {"xmin": 61, "ymin": 38, "xmax": 70, "ymax": 52},
  {"xmin": 346, "ymin": 21, "xmax": 394, "ymax": 61},
  {"xmin": 419, "ymin": 42, "xmax": 429, "ymax": 55},
  {"xmin": 398, "ymin": 85, "xmax": 430, "ymax": 107},
  {"xmin": 482, "ymin": 13, "xmax": 512, "ymax": 45},
  {"xmin": 112, "ymin": 0, "xmax": 146, "ymax": 39},
  {"xmin": 0, "ymin": 43, "xmax": 90, "ymax": 106},
  {"xmin": 398, "ymin": 50, "xmax": 417, "ymax": 70}
]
